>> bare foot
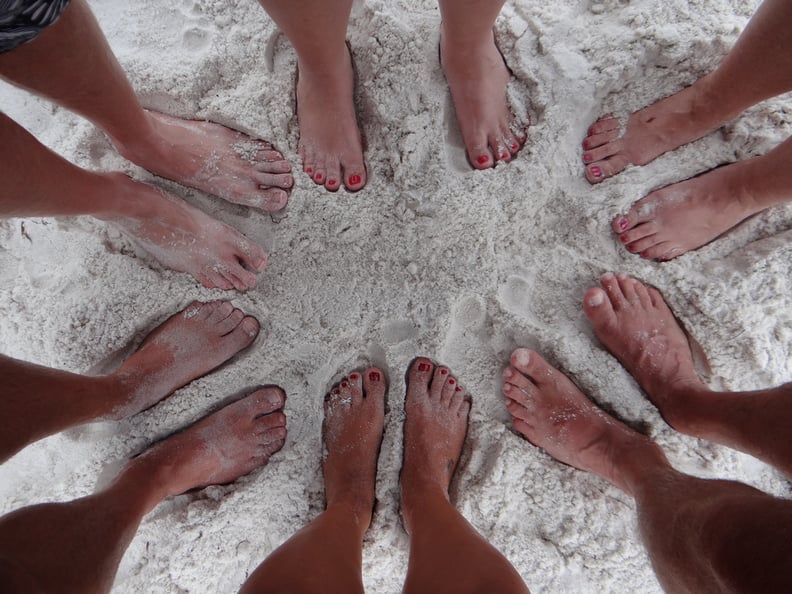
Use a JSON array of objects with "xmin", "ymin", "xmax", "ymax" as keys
[
  {"xmin": 502, "ymin": 348, "xmax": 665, "ymax": 495},
  {"xmin": 583, "ymin": 273, "xmax": 707, "ymax": 430},
  {"xmin": 113, "ymin": 111, "xmax": 293, "ymax": 212},
  {"xmin": 323, "ymin": 368, "xmax": 385, "ymax": 522},
  {"xmin": 441, "ymin": 29, "xmax": 526, "ymax": 170},
  {"xmin": 107, "ymin": 301, "xmax": 260, "ymax": 419},
  {"xmin": 611, "ymin": 137, "xmax": 792, "ymax": 260},
  {"xmin": 582, "ymin": 75, "xmax": 730, "ymax": 183},
  {"xmin": 103, "ymin": 173, "xmax": 268, "ymax": 291},
  {"xmin": 132, "ymin": 387, "xmax": 287, "ymax": 499},
  {"xmin": 400, "ymin": 358, "xmax": 471, "ymax": 528},
  {"xmin": 295, "ymin": 44, "xmax": 366, "ymax": 192}
]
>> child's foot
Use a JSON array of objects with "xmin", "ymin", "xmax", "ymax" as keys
[
  {"xmin": 295, "ymin": 44, "xmax": 366, "ymax": 192},
  {"xmin": 583, "ymin": 273, "xmax": 708, "ymax": 431},
  {"xmin": 133, "ymin": 387, "xmax": 287, "ymax": 499},
  {"xmin": 400, "ymin": 358, "xmax": 471, "ymax": 529},
  {"xmin": 582, "ymin": 76, "xmax": 730, "ymax": 183},
  {"xmin": 105, "ymin": 173, "xmax": 268, "ymax": 291},
  {"xmin": 114, "ymin": 111, "xmax": 293, "ymax": 212},
  {"xmin": 441, "ymin": 28, "xmax": 526, "ymax": 170},
  {"xmin": 323, "ymin": 368, "xmax": 386, "ymax": 523},
  {"xmin": 502, "ymin": 348, "xmax": 665, "ymax": 495},
  {"xmin": 108, "ymin": 301, "xmax": 260, "ymax": 419}
]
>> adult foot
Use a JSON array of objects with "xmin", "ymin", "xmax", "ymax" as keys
[
  {"xmin": 441, "ymin": 28, "xmax": 526, "ymax": 170},
  {"xmin": 323, "ymin": 368, "xmax": 385, "ymax": 522},
  {"xmin": 582, "ymin": 75, "xmax": 731, "ymax": 183},
  {"xmin": 107, "ymin": 301, "xmax": 260, "ymax": 419},
  {"xmin": 583, "ymin": 273, "xmax": 707, "ymax": 430},
  {"xmin": 611, "ymin": 137, "xmax": 792, "ymax": 260},
  {"xmin": 113, "ymin": 111, "xmax": 292, "ymax": 211},
  {"xmin": 104, "ymin": 173, "xmax": 268, "ymax": 290},
  {"xmin": 502, "ymin": 348, "xmax": 665, "ymax": 495},
  {"xmin": 295, "ymin": 44, "xmax": 366, "ymax": 192},
  {"xmin": 132, "ymin": 387, "xmax": 287, "ymax": 499},
  {"xmin": 400, "ymin": 358, "xmax": 471, "ymax": 529}
]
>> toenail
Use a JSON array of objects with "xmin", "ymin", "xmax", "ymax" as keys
[
  {"xmin": 242, "ymin": 319, "xmax": 258, "ymax": 336},
  {"xmin": 583, "ymin": 139, "xmax": 591, "ymax": 148},
  {"xmin": 591, "ymin": 166, "xmax": 602, "ymax": 177},
  {"xmin": 349, "ymin": 373, "xmax": 359, "ymax": 380},
  {"xmin": 332, "ymin": 388, "xmax": 340, "ymax": 395},
  {"xmin": 587, "ymin": 290, "xmax": 605, "ymax": 307},
  {"xmin": 418, "ymin": 363, "xmax": 430, "ymax": 372},
  {"xmin": 476, "ymin": 155, "xmax": 489, "ymax": 164},
  {"xmin": 440, "ymin": 369, "xmax": 448, "ymax": 375},
  {"xmin": 328, "ymin": 179, "xmax": 337, "ymax": 186},
  {"xmin": 628, "ymin": 244, "xmax": 637, "ymax": 252},
  {"xmin": 583, "ymin": 153, "xmax": 592, "ymax": 162},
  {"xmin": 341, "ymin": 381, "xmax": 349, "ymax": 388},
  {"xmin": 618, "ymin": 217, "xmax": 628, "ymax": 231},
  {"xmin": 514, "ymin": 349, "xmax": 531, "ymax": 367},
  {"xmin": 455, "ymin": 386, "xmax": 462, "ymax": 392},
  {"xmin": 306, "ymin": 167, "xmax": 313, "ymax": 173},
  {"xmin": 511, "ymin": 143, "xmax": 519, "ymax": 151},
  {"xmin": 349, "ymin": 174, "xmax": 361, "ymax": 185},
  {"xmin": 620, "ymin": 234, "xmax": 629, "ymax": 243},
  {"xmin": 641, "ymin": 251, "xmax": 649, "ymax": 258},
  {"xmin": 448, "ymin": 378, "xmax": 455, "ymax": 385},
  {"xmin": 315, "ymin": 173, "xmax": 323, "ymax": 181},
  {"xmin": 501, "ymin": 151, "xmax": 509, "ymax": 159},
  {"xmin": 369, "ymin": 371, "xmax": 381, "ymax": 382},
  {"xmin": 503, "ymin": 368, "xmax": 513, "ymax": 379}
]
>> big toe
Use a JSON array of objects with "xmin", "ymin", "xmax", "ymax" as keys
[
  {"xmin": 406, "ymin": 357, "xmax": 434, "ymax": 398},
  {"xmin": 582, "ymin": 286, "xmax": 617, "ymax": 331}
]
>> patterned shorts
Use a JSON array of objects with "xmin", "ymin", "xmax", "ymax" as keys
[{"xmin": 0, "ymin": 0, "xmax": 71, "ymax": 53}]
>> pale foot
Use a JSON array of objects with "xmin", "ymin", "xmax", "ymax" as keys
[
  {"xmin": 583, "ymin": 273, "xmax": 708, "ymax": 431},
  {"xmin": 502, "ymin": 347, "xmax": 665, "ymax": 495},
  {"xmin": 113, "ymin": 110, "xmax": 292, "ymax": 211},
  {"xmin": 323, "ymin": 368, "xmax": 385, "ymax": 521},
  {"xmin": 400, "ymin": 357, "xmax": 471, "ymax": 529},
  {"xmin": 296, "ymin": 44, "xmax": 366, "ymax": 192},
  {"xmin": 103, "ymin": 172, "xmax": 268, "ymax": 291},
  {"xmin": 611, "ymin": 137, "xmax": 792, "ymax": 260},
  {"xmin": 582, "ymin": 75, "xmax": 731, "ymax": 183},
  {"xmin": 107, "ymin": 301, "xmax": 260, "ymax": 420},
  {"xmin": 441, "ymin": 28, "xmax": 527, "ymax": 170},
  {"xmin": 132, "ymin": 387, "xmax": 287, "ymax": 498}
]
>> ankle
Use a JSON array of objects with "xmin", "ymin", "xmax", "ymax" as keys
[
  {"xmin": 610, "ymin": 438, "xmax": 670, "ymax": 497},
  {"xmin": 440, "ymin": 26, "xmax": 496, "ymax": 61},
  {"xmin": 325, "ymin": 496, "xmax": 374, "ymax": 533},
  {"xmin": 400, "ymin": 480, "xmax": 449, "ymax": 529},
  {"xmin": 655, "ymin": 383, "xmax": 712, "ymax": 436}
]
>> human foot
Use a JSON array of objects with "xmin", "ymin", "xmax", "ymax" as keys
[
  {"xmin": 131, "ymin": 387, "xmax": 287, "ymax": 501},
  {"xmin": 583, "ymin": 273, "xmax": 708, "ymax": 430},
  {"xmin": 502, "ymin": 348, "xmax": 665, "ymax": 495},
  {"xmin": 441, "ymin": 28, "xmax": 526, "ymax": 169},
  {"xmin": 113, "ymin": 111, "xmax": 292, "ymax": 211},
  {"xmin": 107, "ymin": 301, "xmax": 260, "ymax": 419},
  {"xmin": 323, "ymin": 368, "xmax": 385, "ymax": 522},
  {"xmin": 295, "ymin": 44, "xmax": 366, "ymax": 192},
  {"xmin": 611, "ymin": 138, "xmax": 792, "ymax": 260},
  {"xmin": 582, "ymin": 76, "xmax": 732, "ymax": 183},
  {"xmin": 104, "ymin": 173, "xmax": 267, "ymax": 290},
  {"xmin": 400, "ymin": 358, "xmax": 471, "ymax": 528}
]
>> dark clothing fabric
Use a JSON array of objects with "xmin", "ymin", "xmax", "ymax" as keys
[{"xmin": 0, "ymin": 0, "xmax": 71, "ymax": 53}]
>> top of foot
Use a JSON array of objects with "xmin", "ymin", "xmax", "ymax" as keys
[
  {"xmin": 583, "ymin": 273, "xmax": 706, "ymax": 420},
  {"xmin": 400, "ymin": 358, "xmax": 471, "ymax": 527},
  {"xmin": 108, "ymin": 300, "xmax": 259, "ymax": 419},
  {"xmin": 323, "ymin": 368, "xmax": 386, "ymax": 522},
  {"xmin": 114, "ymin": 110, "xmax": 293, "ymax": 212},
  {"xmin": 441, "ymin": 29, "xmax": 527, "ymax": 170}
]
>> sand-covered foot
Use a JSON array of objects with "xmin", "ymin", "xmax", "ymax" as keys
[
  {"xmin": 133, "ymin": 387, "xmax": 287, "ymax": 498},
  {"xmin": 583, "ymin": 273, "xmax": 708, "ymax": 430},
  {"xmin": 400, "ymin": 358, "xmax": 471, "ymax": 528},
  {"xmin": 612, "ymin": 138, "xmax": 792, "ymax": 260},
  {"xmin": 107, "ymin": 301, "xmax": 260, "ymax": 419},
  {"xmin": 105, "ymin": 174, "xmax": 267, "ymax": 291},
  {"xmin": 582, "ymin": 76, "xmax": 731, "ymax": 183},
  {"xmin": 296, "ymin": 44, "xmax": 366, "ymax": 192},
  {"xmin": 502, "ymin": 348, "xmax": 663, "ymax": 494},
  {"xmin": 323, "ymin": 368, "xmax": 385, "ymax": 520},
  {"xmin": 441, "ymin": 29, "xmax": 526, "ymax": 170},
  {"xmin": 114, "ymin": 111, "xmax": 292, "ymax": 212}
]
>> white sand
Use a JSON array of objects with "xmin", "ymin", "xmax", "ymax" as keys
[{"xmin": 1, "ymin": 0, "xmax": 791, "ymax": 592}]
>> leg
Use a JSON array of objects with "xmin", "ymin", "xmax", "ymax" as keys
[
  {"xmin": 0, "ymin": 387, "xmax": 287, "ymax": 594},
  {"xmin": 582, "ymin": 272, "xmax": 792, "ymax": 477},
  {"xmin": 0, "ymin": 0, "xmax": 292, "ymax": 210},
  {"xmin": 239, "ymin": 369, "xmax": 384, "ymax": 593},
  {"xmin": 401, "ymin": 358, "xmax": 529, "ymax": 594},
  {"xmin": 503, "ymin": 349, "xmax": 792, "ymax": 594},
  {"xmin": 0, "ymin": 301, "xmax": 259, "ymax": 463},
  {"xmin": 583, "ymin": 0, "xmax": 792, "ymax": 183},
  {"xmin": 256, "ymin": 0, "xmax": 366, "ymax": 192},
  {"xmin": 438, "ymin": 0, "xmax": 527, "ymax": 170}
]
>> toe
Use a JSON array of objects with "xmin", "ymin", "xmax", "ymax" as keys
[
  {"xmin": 459, "ymin": 396, "xmax": 471, "ymax": 419},
  {"xmin": 618, "ymin": 221, "xmax": 658, "ymax": 245},
  {"xmin": 207, "ymin": 300, "xmax": 235, "ymax": 324},
  {"xmin": 363, "ymin": 367, "xmax": 386, "ymax": 409},
  {"xmin": 347, "ymin": 371, "xmax": 364, "ymax": 405},
  {"xmin": 254, "ymin": 158, "xmax": 292, "ymax": 175},
  {"xmin": 258, "ymin": 188, "xmax": 289, "ymax": 212},
  {"xmin": 324, "ymin": 160, "xmax": 342, "ymax": 192},
  {"xmin": 407, "ymin": 357, "xmax": 434, "ymax": 399},
  {"xmin": 582, "ymin": 138, "xmax": 624, "ymax": 163},
  {"xmin": 633, "ymin": 278, "xmax": 654, "ymax": 309},
  {"xmin": 254, "ymin": 171, "xmax": 294, "ymax": 190},
  {"xmin": 585, "ymin": 154, "xmax": 630, "ymax": 184},
  {"xmin": 469, "ymin": 143, "xmax": 495, "ymax": 170},
  {"xmin": 587, "ymin": 116, "xmax": 619, "ymax": 137},
  {"xmin": 582, "ymin": 129, "xmax": 620, "ymax": 151},
  {"xmin": 250, "ymin": 386, "xmax": 286, "ymax": 414},
  {"xmin": 344, "ymin": 165, "xmax": 366, "ymax": 192},
  {"xmin": 625, "ymin": 233, "xmax": 661, "ymax": 256},
  {"xmin": 505, "ymin": 396, "xmax": 532, "ymax": 424},
  {"xmin": 431, "ymin": 366, "xmax": 450, "ymax": 400},
  {"xmin": 223, "ymin": 316, "xmax": 260, "ymax": 349},
  {"xmin": 337, "ymin": 376, "xmax": 357, "ymax": 404},
  {"xmin": 203, "ymin": 271, "xmax": 233, "ymax": 291},
  {"xmin": 599, "ymin": 271, "xmax": 628, "ymax": 310},
  {"xmin": 642, "ymin": 241, "xmax": 683, "ymax": 261},
  {"xmin": 616, "ymin": 273, "xmax": 640, "ymax": 305},
  {"xmin": 440, "ymin": 372, "xmax": 457, "ymax": 404},
  {"xmin": 216, "ymin": 308, "xmax": 245, "ymax": 335}
]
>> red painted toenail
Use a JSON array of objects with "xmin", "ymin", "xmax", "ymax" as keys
[
  {"xmin": 332, "ymin": 388, "xmax": 340, "ymax": 395},
  {"xmin": 591, "ymin": 166, "xmax": 602, "ymax": 177},
  {"xmin": 349, "ymin": 373, "xmax": 359, "ymax": 380},
  {"xmin": 477, "ymin": 155, "xmax": 489, "ymax": 164},
  {"xmin": 306, "ymin": 167, "xmax": 313, "ymax": 173},
  {"xmin": 455, "ymin": 386, "xmax": 462, "ymax": 392},
  {"xmin": 583, "ymin": 153, "xmax": 592, "ymax": 162},
  {"xmin": 511, "ymin": 143, "xmax": 519, "ymax": 151},
  {"xmin": 328, "ymin": 179, "xmax": 337, "ymax": 186},
  {"xmin": 583, "ymin": 139, "xmax": 591, "ymax": 149},
  {"xmin": 641, "ymin": 251, "xmax": 649, "ymax": 258},
  {"xmin": 418, "ymin": 363, "xmax": 430, "ymax": 372},
  {"xmin": 628, "ymin": 244, "xmax": 637, "ymax": 252},
  {"xmin": 440, "ymin": 369, "xmax": 448, "ymax": 375},
  {"xmin": 349, "ymin": 174, "xmax": 361, "ymax": 185},
  {"xmin": 620, "ymin": 234, "xmax": 628, "ymax": 243},
  {"xmin": 315, "ymin": 173, "xmax": 323, "ymax": 181},
  {"xmin": 341, "ymin": 381, "xmax": 349, "ymax": 388},
  {"xmin": 369, "ymin": 371, "xmax": 381, "ymax": 382},
  {"xmin": 448, "ymin": 378, "xmax": 456, "ymax": 385},
  {"xmin": 501, "ymin": 152, "xmax": 509, "ymax": 159}
]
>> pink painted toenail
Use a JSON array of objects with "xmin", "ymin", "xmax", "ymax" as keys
[
  {"xmin": 418, "ymin": 363, "xmax": 430, "ymax": 372},
  {"xmin": 349, "ymin": 174, "xmax": 361, "ymax": 185},
  {"xmin": 583, "ymin": 139, "xmax": 591, "ymax": 149},
  {"xmin": 511, "ymin": 143, "xmax": 519, "ymax": 151},
  {"xmin": 501, "ymin": 152, "xmax": 509, "ymax": 159},
  {"xmin": 341, "ymin": 381, "xmax": 349, "ymax": 388},
  {"xmin": 349, "ymin": 373, "xmax": 359, "ymax": 380},
  {"xmin": 620, "ymin": 234, "xmax": 628, "ymax": 243},
  {"xmin": 618, "ymin": 217, "xmax": 628, "ymax": 231},
  {"xmin": 369, "ymin": 371, "xmax": 381, "ymax": 382},
  {"xmin": 477, "ymin": 155, "xmax": 489, "ymax": 164},
  {"xmin": 583, "ymin": 153, "xmax": 592, "ymax": 162},
  {"xmin": 591, "ymin": 166, "xmax": 602, "ymax": 177},
  {"xmin": 440, "ymin": 369, "xmax": 448, "ymax": 375}
]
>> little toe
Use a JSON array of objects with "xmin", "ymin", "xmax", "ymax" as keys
[
  {"xmin": 625, "ymin": 234, "xmax": 661, "ymax": 255},
  {"xmin": 582, "ymin": 286, "xmax": 618, "ymax": 331}
]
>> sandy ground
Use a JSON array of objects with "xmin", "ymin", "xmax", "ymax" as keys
[{"xmin": 1, "ymin": 0, "xmax": 791, "ymax": 592}]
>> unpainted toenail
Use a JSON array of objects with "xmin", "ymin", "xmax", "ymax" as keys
[
  {"xmin": 369, "ymin": 371, "xmax": 381, "ymax": 382},
  {"xmin": 418, "ymin": 363, "xmax": 430, "ymax": 372},
  {"xmin": 514, "ymin": 349, "xmax": 531, "ymax": 367},
  {"xmin": 587, "ymin": 290, "xmax": 605, "ymax": 307},
  {"xmin": 503, "ymin": 368, "xmax": 513, "ymax": 379},
  {"xmin": 243, "ymin": 319, "xmax": 258, "ymax": 336}
]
